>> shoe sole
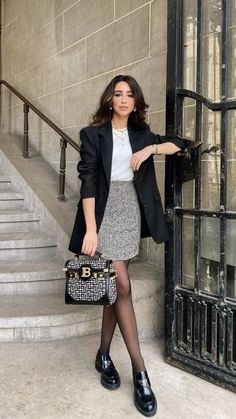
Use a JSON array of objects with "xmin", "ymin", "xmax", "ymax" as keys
[
  {"xmin": 134, "ymin": 393, "xmax": 157, "ymax": 417},
  {"xmin": 95, "ymin": 361, "xmax": 121, "ymax": 390}
]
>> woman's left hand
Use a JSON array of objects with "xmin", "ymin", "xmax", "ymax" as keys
[{"xmin": 130, "ymin": 146, "xmax": 153, "ymax": 171}]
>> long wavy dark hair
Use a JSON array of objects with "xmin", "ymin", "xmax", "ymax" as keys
[{"xmin": 91, "ymin": 75, "xmax": 149, "ymax": 128}]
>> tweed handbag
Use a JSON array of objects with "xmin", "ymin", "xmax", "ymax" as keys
[{"xmin": 64, "ymin": 253, "xmax": 117, "ymax": 305}]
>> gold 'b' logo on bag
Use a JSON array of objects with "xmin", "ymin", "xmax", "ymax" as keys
[{"xmin": 80, "ymin": 265, "xmax": 92, "ymax": 279}]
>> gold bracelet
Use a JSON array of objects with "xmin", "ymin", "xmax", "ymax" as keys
[{"xmin": 152, "ymin": 144, "xmax": 159, "ymax": 155}]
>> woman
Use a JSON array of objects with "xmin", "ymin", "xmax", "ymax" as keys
[{"xmin": 69, "ymin": 75, "xmax": 189, "ymax": 417}]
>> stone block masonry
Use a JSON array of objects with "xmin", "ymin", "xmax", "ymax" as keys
[{"xmin": 1, "ymin": 0, "xmax": 168, "ymax": 267}]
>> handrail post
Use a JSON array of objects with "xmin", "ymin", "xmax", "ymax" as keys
[
  {"xmin": 58, "ymin": 137, "xmax": 67, "ymax": 201},
  {"xmin": 0, "ymin": 79, "xmax": 81, "ymax": 201},
  {"xmin": 23, "ymin": 103, "xmax": 29, "ymax": 158}
]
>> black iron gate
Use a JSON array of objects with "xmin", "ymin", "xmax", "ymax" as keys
[{"xmin": 165, "ymin": 0, "xmax": 236, "ymax": 391}]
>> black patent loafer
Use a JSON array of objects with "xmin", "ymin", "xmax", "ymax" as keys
[
  {"xmin": 133, "ymin": 370, "xmax": 157, "ymax": 417},
  {"xmin": 95, "ymin": 350, "xmax": 120, "ymax": 390}
]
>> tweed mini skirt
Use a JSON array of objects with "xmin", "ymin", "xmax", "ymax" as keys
[{"xmin": 97, "ymin": 181, "xmax": 141, "ymax": 261}]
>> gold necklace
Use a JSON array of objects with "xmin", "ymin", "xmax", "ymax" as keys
[
  {"xmin": 112, "ymin": 126, "xmax": 128, "ymax": 146},
  {"xmin": 112, "ymin": 126, "xmax": 128, "ymax": 132}
]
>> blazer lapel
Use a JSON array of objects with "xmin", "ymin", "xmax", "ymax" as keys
[
  {"xmin": 128, "ymin": 125, "xmax": 145, "ymax": 153},
  {"xmin": 99, "ymin": 122, "xmax": 113, "ymax": 186}
]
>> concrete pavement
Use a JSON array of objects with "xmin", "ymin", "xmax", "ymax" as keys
[{"xmin": 1, "ymin": 335, "xmax": 235, "ymax": 419}]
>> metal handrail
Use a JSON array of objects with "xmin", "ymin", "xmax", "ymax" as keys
[
  {"xmin": 0, "ymin": 79, "xmax": 80, "ymax": 200},
  {"xmin": 176, "ymin": 88, "xmax": 236, "ymax": 111}
]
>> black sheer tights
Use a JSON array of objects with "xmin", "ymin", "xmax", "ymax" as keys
[{"xmin": 99, "ymin": 260, "xmax": 145, "ymax": 373}]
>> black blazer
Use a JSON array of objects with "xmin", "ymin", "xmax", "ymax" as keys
[{"xmin": 69, "ymin": 122, "xmax": 187, "ymax": 254}]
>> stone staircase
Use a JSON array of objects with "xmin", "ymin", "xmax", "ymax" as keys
[{"xmin": 0, "ymin": 168, "xmax": 102, "ymax": 342}]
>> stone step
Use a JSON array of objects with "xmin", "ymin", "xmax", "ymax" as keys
[
  {"xmin": 0, "ymin": 175, "xmax": 12, "ymax": 190},
  {"xmin": 0, "ymin": 209, "xmax": 40, "ymax": 232},
  {"xmin": 0, "ymin": 231, "xmax": 57, "ymax": 260},
  {"xmin": 0, "ymin": 175, "xmax": 11, "ymax": 181},
  {"xmin": 0, "ymin": 191, "xmax": 24, "ymax": 209},
  {"xmin": 0, "ymin": 258, "xmax": 65, "ymax": 294},
  {"xmin": 0, "ymin": 293, "xmax": 102, "ymax": 342}
]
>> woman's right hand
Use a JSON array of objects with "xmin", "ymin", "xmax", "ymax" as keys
[{"xmin": 81, "ymin": 231, "xmax": 98, "ymax": 256}]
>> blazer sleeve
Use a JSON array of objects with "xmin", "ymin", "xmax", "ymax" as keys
[
  {"xmin": 155, "ymin": 133, "xmax": 192, "ymax": 149},
  {"xmin": 77, "ymin": 128, "xmax": 98, "ymax": 199}
]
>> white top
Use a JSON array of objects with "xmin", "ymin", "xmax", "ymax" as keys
[{"xmin": 111, "ymin": 128, "xmax": 134, "ymax": 181}]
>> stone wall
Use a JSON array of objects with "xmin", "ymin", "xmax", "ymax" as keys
[{"xmin": 1, "ymin": 0, "xmax": 168, "ymax": 266}]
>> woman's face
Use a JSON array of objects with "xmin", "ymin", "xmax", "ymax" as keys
[{"xmin": 112, "ymin": 81, "xmax": 136, "ymax": 118}]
